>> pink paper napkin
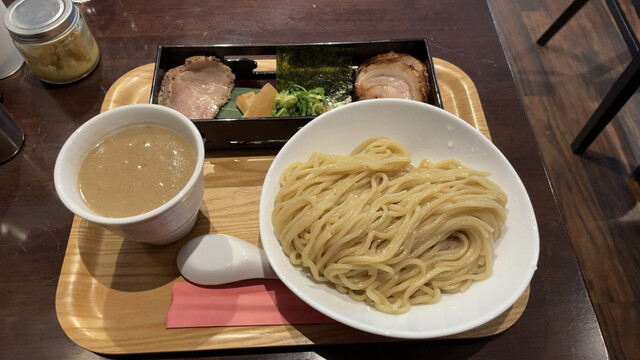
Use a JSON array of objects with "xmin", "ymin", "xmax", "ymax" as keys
[{"xmin": 167, "ymin": 279, "xmax": 336, "ymax": 328}]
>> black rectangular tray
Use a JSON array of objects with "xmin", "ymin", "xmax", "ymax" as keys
[{"xmin": 150, "ymin": 39, "xmax": 442, "ymax": 150}]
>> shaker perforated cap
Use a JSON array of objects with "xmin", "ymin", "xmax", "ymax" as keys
[{"xmin": 4, "ymin": 0, "xmax": 78, "ymax": 43}]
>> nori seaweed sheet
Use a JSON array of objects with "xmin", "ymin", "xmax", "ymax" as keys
[{"xmin": 276, "ymin": 46, "xmax": 353, "ymax": 108}]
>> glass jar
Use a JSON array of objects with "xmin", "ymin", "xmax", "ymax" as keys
[{"xmin": 4, "ymin": 0, "xmax": 100, "ymax": 84}]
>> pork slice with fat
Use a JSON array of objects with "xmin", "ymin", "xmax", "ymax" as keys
[
  {"xmin": 158, "ymin": 56, "xmax": 235, "ymax": 119},
  {"xmin": 355, "ymin": 60, "xmax": 425, "ymax": 101},
  {"xmin": 355, "ymin": 52, "xmax": 429, "ymax": 102}
]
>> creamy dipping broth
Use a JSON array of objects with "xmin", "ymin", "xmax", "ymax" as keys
[{"xmin": 77, "ymin": 124, "xmax": 196, "ymax": 218}]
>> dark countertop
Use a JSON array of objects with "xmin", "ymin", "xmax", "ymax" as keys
[{"xmin": 0, "ymin": 0, "xmax": 608, "ymax": 358}]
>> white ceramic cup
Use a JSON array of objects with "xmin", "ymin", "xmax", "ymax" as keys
[
  {"xmin": 0, "ymin": 3, "xmax": 24, "ymax": 79},
  {"xmin": 54, "ymin": 104, "xmax": 205, "ymax": 245}
]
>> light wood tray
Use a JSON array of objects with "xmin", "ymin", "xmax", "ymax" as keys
[{"xmin": 56, "ymin": 59, "xmax": 529, "ymax": 355}]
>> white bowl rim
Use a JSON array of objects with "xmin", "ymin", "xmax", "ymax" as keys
[
  {"xmin": 53, "ymin": 104, "xmax": 205, "ymax": 225},
  {"xmin": 259, "ymin": 98, "xmax": 540, "ymax": 339}
]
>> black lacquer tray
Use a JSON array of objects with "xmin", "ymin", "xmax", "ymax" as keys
[{"xmin": 150, "ymin": 39, "xmax": 442, "ymax": 150}]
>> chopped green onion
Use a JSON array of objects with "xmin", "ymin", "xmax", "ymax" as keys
[{"xmin": 271, "ymin": 85, "xmax": 328, "ymax": 117}]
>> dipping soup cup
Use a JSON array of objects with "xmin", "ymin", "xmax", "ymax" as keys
[{"xmin": 54, "ymin": 104, "xmax": 205, "ymax": 245}]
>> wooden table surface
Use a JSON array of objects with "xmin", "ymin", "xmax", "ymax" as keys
[{"xmin": 0, "ymin": 0, "xmax": 608, "ymax": 359}]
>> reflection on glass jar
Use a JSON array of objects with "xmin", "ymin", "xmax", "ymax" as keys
[{"xmin": 4, "ymin": 0, "xmax": 100, "ymax": 84}]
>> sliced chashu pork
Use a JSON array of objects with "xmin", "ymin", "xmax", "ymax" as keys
[
  {"xmin": 355, "ymin": 52, "xmax": 429, "ymax": 102},
  {"xmin": 158, "ymin": 56, "xmax": 235, "ymax": 119}
]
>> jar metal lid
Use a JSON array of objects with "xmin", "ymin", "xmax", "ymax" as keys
[{"xmin": 4, "ymin": 0, "xmax": 78, "ymax": 43}]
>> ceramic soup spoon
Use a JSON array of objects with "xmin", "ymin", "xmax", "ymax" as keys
[{"xmin": 177, "ymin": 233, "xmax": 278, "ymax": 285}]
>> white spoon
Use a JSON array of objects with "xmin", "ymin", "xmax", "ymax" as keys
[{"xmin": 177, "ymin": 233, "xmax": 278, "ymax": 285}]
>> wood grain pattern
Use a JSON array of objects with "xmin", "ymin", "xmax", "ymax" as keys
[
  {"xmin": 100, "ymin": 63, "xmax": 155, "ymax": 112},
  {"xmin": 55, "ymin": 59, "xmax": 528, "ymax": 354},
  {"xmin": 488, "ymin": 1, "xmax": 640, "ymax": 359},
  {"xmin": 433, "ymin": 59, "xmax": 491, "ymax": 140}
]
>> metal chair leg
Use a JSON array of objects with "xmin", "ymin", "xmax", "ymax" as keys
[
  {"xmin": 537, "ymin": 0, "xmax": 590, "ymax": 45},
  {"xmin": 571, "ymin": 57, "xmax": 640, "ymax": 153}
]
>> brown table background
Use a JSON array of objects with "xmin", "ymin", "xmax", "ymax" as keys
[{"xmin": 0, "ymin": 0, "xmax": 608, "ymax": 358}]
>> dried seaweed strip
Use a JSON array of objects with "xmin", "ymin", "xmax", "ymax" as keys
[{"xmin": 276, "ymin": 46, "xmax": 353, "ymax": 108}]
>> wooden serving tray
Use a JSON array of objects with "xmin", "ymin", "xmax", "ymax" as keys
[{"xmin": 56, "ymin": 58, "xmax": 529, "ymax": 355}]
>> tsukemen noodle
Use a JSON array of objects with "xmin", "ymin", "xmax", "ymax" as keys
[{"xmin": 272, "ymin": 137, "xmax": 507, "ymax": 314}]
